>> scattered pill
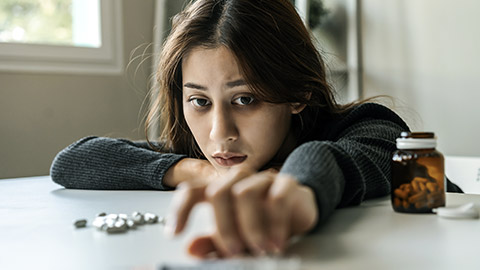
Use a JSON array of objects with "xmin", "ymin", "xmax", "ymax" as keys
[
  {"xmin": 92, "ymin": 217, "xmax": 106, "ymax": 229},
  {"xmin": 126, "ymin": 219, "xmax": 137, "ymax": 229},
  {"xmin": 97, "ymin": 212, "xmax": 107, "ymax": 217},
  {"xmin": 74, "ymin": 219, "xmax": 87, "ymax": 228},
  {"xmin": 132, "ymin": 213, "xmax": 145, "ymax": 225},
  {"xmin": 145, "ymin": 213, "xmax": 158, "ymax": 224},
  {"xmin": 106, "ymin": 214, "xmax": 118, "ymax": 220}
]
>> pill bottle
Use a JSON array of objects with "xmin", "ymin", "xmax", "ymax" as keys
[{"xmin": 391, "ymin": 132, "xmax": 446, "ymax": 213}]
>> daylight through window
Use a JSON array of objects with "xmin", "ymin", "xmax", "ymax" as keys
[{"xmin": 0, "ymin": 0, "xmax": 101, "ymax": 48}]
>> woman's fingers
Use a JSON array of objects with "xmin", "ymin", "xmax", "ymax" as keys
[
  {"xmin": 175, "ymin": 168, "xmax": 318, "ymax": 258},
  {"xmin": 265, "ymin": 174, "xmax": 298, "ymax": 253},
  {"xmin": 165, "ymin": 182, "xmax": 206, "ymax": 236},
  {"xmin": 204, "ymin": 167, "xmax": 254, "ymax": 256},
  {"xmin": 231, "ymin": 170, "xmax": 275, "ymax": 255},
  {"xmin": 187, "ymin": 235, "xmax": 218, "ymax": 258}
]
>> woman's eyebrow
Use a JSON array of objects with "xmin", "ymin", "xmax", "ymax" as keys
[
  {"xmin": 226, "ymin": 79, "xmax": 247, "ymax": 88},
  {"xmin": 183, "ymin": 80, "xmax": 247, "ymax": 90},
  {"xmin": 183, "ymin": 82, "xmax": 207, "ymax": 90}
]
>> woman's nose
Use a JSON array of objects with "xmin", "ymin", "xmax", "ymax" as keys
[{"xmin": 209, "ymin": 106, "xmax": 238, "ymax": 143}]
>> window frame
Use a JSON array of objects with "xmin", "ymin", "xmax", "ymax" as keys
[{"xmin": 0, "ymin": 0, "xmax": 124, "ymax": 75}]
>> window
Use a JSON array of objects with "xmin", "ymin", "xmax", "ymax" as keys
[{"xmin": 0, "ymin": 0, "xmax": 123, "ymax": 74}]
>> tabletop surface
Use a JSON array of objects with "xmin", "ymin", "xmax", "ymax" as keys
[{"xmin": 1, "ymin": 176, "xmax": 480, "ymax": 270}]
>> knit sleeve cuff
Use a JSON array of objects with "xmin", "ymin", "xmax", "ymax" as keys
[{"xmin": 279, "ymin": 141, "xmax": 346, "ymax": 231}]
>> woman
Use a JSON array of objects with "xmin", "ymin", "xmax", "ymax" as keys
[{"xmin": 50, "ymin": 0, "xmax": 461, "ymax": 258}]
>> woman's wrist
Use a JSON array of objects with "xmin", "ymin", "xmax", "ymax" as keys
[
  {"xmin": 163, "ymin": 158, "xmax": 214, "ymax": 188},
  {"xmin": 291, "ymin": 184, "xmax": 319, "ymax": 234}
]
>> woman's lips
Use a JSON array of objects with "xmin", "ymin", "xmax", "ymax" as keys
[{"xmin": 212, "ymin": 153, "xmax": 247, "ymax": 166}]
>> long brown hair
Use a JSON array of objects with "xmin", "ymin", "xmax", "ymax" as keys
[{"xmin": 146, "ymin": 0, "xmax": 357, "ymax": 157}]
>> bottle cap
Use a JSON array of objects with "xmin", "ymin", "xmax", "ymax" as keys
[{"xmin": 396, "ymin": 132, "xmax": 437, "ymax": 149}]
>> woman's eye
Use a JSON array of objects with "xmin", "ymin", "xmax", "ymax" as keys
[
  {"xmin": 233, "ymin": 96, "xmax": 255, "ymax": 105},
  {"xmin": 190, "ymin": 98, "xmax": 211, "ymax": 107}
]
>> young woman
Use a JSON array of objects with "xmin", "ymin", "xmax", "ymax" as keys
[{"xmin": 50, "ymin": 0, "xmax": 462, "ymax": 258}]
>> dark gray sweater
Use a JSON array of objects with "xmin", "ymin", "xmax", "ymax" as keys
[{"xmin": 50, "ymin": 103, "xmax": 462, "ymax": 229}]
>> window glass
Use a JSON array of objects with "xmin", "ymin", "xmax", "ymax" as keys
[{"xmin": 0, "ymin": 0, "xmax": 101, "ymax": 48}]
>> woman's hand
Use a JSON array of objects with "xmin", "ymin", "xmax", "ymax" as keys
[{"xmin": 164, "ymin": 166, "xmax": 318, "ymax": 258}]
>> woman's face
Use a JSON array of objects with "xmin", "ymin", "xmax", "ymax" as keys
[{"xmin": 181, "ymin": 46, "xmax": 298, "ymax": 174}]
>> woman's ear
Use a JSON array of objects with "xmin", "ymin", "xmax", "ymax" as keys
[
  {"xmin": 290, "ymin": 92, "xmax": 311, "ymax": 114},
  {"xmin": 290, "ymin": 103, "xmax": 307, "ymax": 114}
]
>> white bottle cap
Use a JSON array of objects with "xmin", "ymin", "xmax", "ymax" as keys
[{"xmin": 396, "ymin": 137, "xmax": 437, "ymax": 149}]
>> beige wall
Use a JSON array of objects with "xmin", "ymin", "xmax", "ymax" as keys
[
  {"xmin": 0, "ymin": 0, "xmax": 155, "ymax": 179},
  {"xmin": 362, "ymin": 0, "xmax": 480, "ymax": 157}
]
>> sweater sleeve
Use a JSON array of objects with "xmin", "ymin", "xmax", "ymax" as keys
[
  {"xmin": 50, "ymin": 136, "xmax": 187, "ymax": 190},
  {"xmin": 279, "ymin": 104, "xmax": 408, "ymax": 229}
]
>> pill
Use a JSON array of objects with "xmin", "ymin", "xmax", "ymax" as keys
[
  {"xmin": 119, "ymin": 214, "xmax": 128, "ymax": 220},
  {"xmin": 418, "ymin": 182, "xmax": 426, "ymax": 191},
  {"xmin": 132, "ymin": 213, "xmax": 145, "ymax": 225},
  {"xmin": 394, "ymin": 189, "xmax": 408, "ymax": 200},
  {"xmin": 412, "ymin": 177, "xmax": 428, "ymax": 183},
  {"xmin": 115, "ymin": 219, "xmax": 127, "ymax": 230},
  {"xmin": 74, "ymin": 219, "xmax": 87, "ymax": 228},
  {"xmin": 145, "ymin": 213, "xmax": 158, "ymax": 224},
  {"xmin": 92, "ymin": 217, "xmax": 106, "ymax": 229},
  {"xmin": 394, "ymin": 197, "xmax": 402, "ymax": 208},
  {"xmin": 408, "ymin": 190, "xmax": 427, "ymax": 204},
  {"xmin": 427, "ymin": 182, "xmax": 438, "ymax": 193},
  {"xmin": 105, "ymin": 218, "xmax": 116, "ymax": 228},
  {"xmin": 106, "ymin": 214, "xmax": 119, "ymax": 220},
  {"xmin": 106, "ymin": 224, "xmax": 127, "ymax": 233},
  {"xmin": 411, "ymin": 181, "xmax": 420, "ymax": 193},
  {"xmin": 126, "ymin": 219, "xmax": 137, "ymax": 229},
  {"xmin": 97, "ymin": 212, "xmax": 107, "ymax": 217}
]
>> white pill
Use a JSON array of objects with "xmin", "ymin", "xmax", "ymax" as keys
[
  {"xmin": 132, "ymin": 214, "xmax": 145, "ymax": 225},
  {"xmin": 144, "ymin": 213, "xmax": 158, "ymax": 224},
  {"xmin": 92, "ymin": 217, "xmax": 106, "ymax": 230},
  {"xmin": 115, "ymin": 219, "xmax": 127, "ymax": 229},
  {"xmin": 126, "ymin": 219, "xmax": 137, "ymax": 229},
  {"xmin": 119, "ymin": 214, "xmax": 128, "ymax": 220},
  {"xmin": 106, "ymin": 214, "xmax": 118, "ymax": 220}
]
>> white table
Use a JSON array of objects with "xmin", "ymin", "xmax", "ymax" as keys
[{"xmin": 1, "ymin": 176, "xmax": 479, "ymax": 270}]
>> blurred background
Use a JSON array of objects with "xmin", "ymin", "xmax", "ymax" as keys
[{"xmin": 1, "ymin": 0, "xmax": 479, "ymax": 179}]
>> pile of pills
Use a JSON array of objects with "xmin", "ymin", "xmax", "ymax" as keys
[{"xmin": 73, "ymin": 211, "xmax": 165, "ymax": 234}]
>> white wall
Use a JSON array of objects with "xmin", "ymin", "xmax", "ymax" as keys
[{"xmin": 362, "ymin": 0, "xmax": 480, "ymax": 156}]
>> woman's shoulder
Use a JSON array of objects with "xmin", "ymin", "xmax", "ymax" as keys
[
  {"xmin": 338, "ymin": 102, "xmax": 408, "ymax": 127},
  {"xmin": 317, "ymin": 102, "xmax": 410, "ymax": 140}
]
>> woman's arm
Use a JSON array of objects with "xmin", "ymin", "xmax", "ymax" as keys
[
  {"xmin": 50, "ymin": 136, "xmax": 188, "ymax": 190},
  {"xmin": 280, "ymin": 104, "xmax": 408, "ymax": 229}
]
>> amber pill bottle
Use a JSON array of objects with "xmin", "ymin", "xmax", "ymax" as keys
[{"xmin": 391, "ymin": 132, "xmax": 446, "ymax": 213}]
